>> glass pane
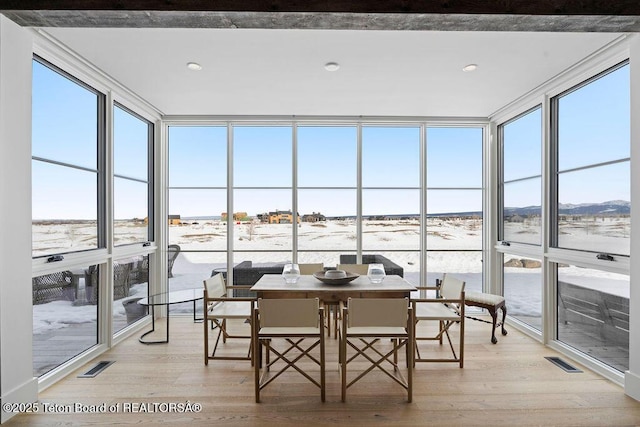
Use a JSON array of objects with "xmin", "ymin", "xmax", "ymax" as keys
[
  {"xmin": 362, "ymin": 190, "xmax": 420, "ymax": 250},
  {"xmin": 114, "ymin": 178, "xmax": 148, "ymax": 245},
  {"xmin": 362, "ymin": 126, "xmax": 420, "ymax": 187},
  {"xmin": 32, "ymin": 60, "xmax": 98, "ymax": 170},
  {"xmin": 502, "ymin": 107, "xmax": 542, "ymax": 181},
  {"xmin": 113, "ymin": 255, "xmax": 149, "ymax": 333},
  {"xmin": 168, "ymin": 126, "xmax": 227, "ymax": 187},
  {"xmin": 557, "ymin": 64, "xmax": 629, "ymax": 171},
  {"xmin": 168, "ymin": 189, "xmax": 227, "ymax": 251},
  {"xmin": 298, "ymin": 126, "xmax": 357, "ymax": 187},
  {"xmin": 32, "ymin": 161, "xmax": 98, "ymax": 257},
  {"xmin": 426, "ymin": 251, "xmax": 483, "ymax": 293},
  {"xmin": 113, "ymin": 106, "xmax": 149, "ymax": 181},
  {"xmin": 426, "ymin": 190, "xmax": 482, "ymax": 251},
  {"xmin": 33, "ymin": 265, "xmax": 99, "ymax": 376},
  {"xmin": 557, "ymin": 265, "xmax": 629, "ymax": 372},
  {"xmin": 234, "ymin": 126, "xmax": 292, "ymax": 187},
  {"xmin": 298, "ymin": 189, "xmax": 356, "ymax": 251},
  {"xmin": 427, "ymin": 127, "xmax": 483, "ymax": 188},
  {"xmin": 557, "ymin": 162, "xmax": 630, "ymax": 255},
  {"xmin": 503, "ymin": 178, "xmax": 542, "ymax": 245},
  {"xmin": 503, "ymin": 253, "xmax": 542, "ymax": 331}
]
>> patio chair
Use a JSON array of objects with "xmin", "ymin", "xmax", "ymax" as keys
[
  {"xmin": 340, "ymin": 298, "xmax": 413, "ymax": 402},
  {"xmin": 203, "ymin": 273, "xmax": 254, "ymax": 365},
  {"xmin": 167, "ymin": 244, "xmax": 180, "ymax": 278},
  {"xmin": 32, "ymin": 270, "xmax": 75, "ymax": 305},
  {"xmin": 298, "ymin": 263, "xmax": 324, "ymax": 275},
  {"xmin": 113, "ymin": 262, "xmax": 132, "ymax": 300},
  {"xmin": 253, "ymin": 298, "xmax": 325, "ymax": 403},
  {"xmin": 337, "ymin": 264, "xmax": 369, "ymax": 275},
  {"xmin": 411, "ymin": 274, "xmax": 465, "ymax": 367}
]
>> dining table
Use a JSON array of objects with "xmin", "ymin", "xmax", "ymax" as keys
[{"xmin": 250, "ymin": 274, "xmax": 416, "ymax": 302}]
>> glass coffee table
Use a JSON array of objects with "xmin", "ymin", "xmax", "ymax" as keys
[{"xmin": 137, "ymin": 288, "xmax": 203, "ymax": 344}]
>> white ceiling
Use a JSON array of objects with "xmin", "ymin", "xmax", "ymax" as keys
[{"xmin": 42, "ymin": 28, "xmax": 623, "ymax": 117}]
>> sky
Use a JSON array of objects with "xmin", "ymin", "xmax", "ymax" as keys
[{"xmin": 31, "ymin": 59, "xmax": 630, "ymax": 220}]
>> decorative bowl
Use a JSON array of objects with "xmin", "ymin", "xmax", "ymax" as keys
[
  {"xmin": 313, "ymin": 271, "xmax": 359, "ymax": 285},
  {"xmin": 324, "ymin": 269, "xmax": 347, "ymax": 279}
]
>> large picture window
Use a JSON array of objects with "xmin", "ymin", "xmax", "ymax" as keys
[
  {"xmin": 551, "ymin": 61, "xmax": 630, "ymax": 372},
  {"xmin": 426, "ymin": 127, "xmax": 483, "ymax": 292},
  {"xmin": 31, "ymin": 58, "xmax": 104, "ymax": 377}
]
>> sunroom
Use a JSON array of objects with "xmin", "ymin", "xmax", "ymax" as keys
[{"xmin": 0, "ymin": 5, "xmax": 639, "ymax": 424}]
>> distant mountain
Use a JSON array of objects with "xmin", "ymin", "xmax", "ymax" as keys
[{"xmin": 505, "ymin": 200, "xmax": 630, "ymax": 217}]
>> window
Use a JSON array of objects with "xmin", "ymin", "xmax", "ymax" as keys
[
  {"xmin": 553, "ymin": 62, "xmax": 630, "ymax": 256},
  {"xmin": 362, "ymin": 126, "xmax": 420, "ymax": 285},
  {"xmin": 297, "ymin": 126, "xmax": 357, "ymax": 267},
  {"xmin": 551, "ymin": 61, "xmax": 630, "ymax": 373},
  {"xmin": 32, "ymin": 58, "xmax": 103, "ymax": 257},
  {"xmin": 168, "ymin": 126, "xmax": 227, "ymax": 312},
  {"xmin": 426, "ymin": 127, "xmax": 483, "ymax": 293},
  {"xmin": 113, "ymin": 104, "xmax": 153, "ymax": 245},
  {"xmin": 557, "ymin": 264, "xmax": 628, "ymax": 371},
  {"xmin": 233, "ymin": 126, "xmax": 293, "ymax": 261},
  {"xmin": 31, "ymin": 58, "xmax": 104, "ymax": 377},
  {"xmin": 499, "ymin": 107, "xmax": 542, "ymax": 245}
]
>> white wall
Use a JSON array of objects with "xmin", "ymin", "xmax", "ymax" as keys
[
  {"xmin": 0, "ymin": 15, "xmax": 37, "ymax": 424},
  {"xmin": 625, "ymin": 35, "xmax": 640, "ymax": 401}
]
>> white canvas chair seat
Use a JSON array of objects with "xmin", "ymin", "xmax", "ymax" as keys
[
  {"xmin": 208, "ymin": 300, "xmax": 252, "ymax": 318},
  {"xmin": 340, "ymin": 298, "xmax": 413, "ymax": 403},
  {"xmin": 414, "ymin": 302, "xmax": 462, "ymax": 321},
  {"xmin": 253, "ymin": 298, "xmax": 326, "ymax": 403},
  {"xmin": 204, "ymin": 273, "xmax": 254, "ymax": 365},
  {"xmin": 411, "ymin": 274, "xmax": 465, "ymax": 367}
]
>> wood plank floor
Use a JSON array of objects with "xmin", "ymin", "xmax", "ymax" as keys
[{"xmin": 7, "ymin": 316, "xmax": 640, "ymax": 426}]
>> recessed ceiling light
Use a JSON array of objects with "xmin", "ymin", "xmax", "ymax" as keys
[
  {"xmin": 462, "ymin": 64, "xmax": 478, "ymax": 72},
  {"xmin": 324, "ymin": 62, "xmax": 340, "ymax": 72},
  {"xmin": 186, "ymin": 62, "xmax": 202, "ymax": 71}
]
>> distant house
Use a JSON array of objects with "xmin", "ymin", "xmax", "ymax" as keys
[
  {"xmin": 263, "ymin": 210, "xmax": 300, "ymax": 224},
  {"xmin": 302, "ymin": 212, "xmax": 326, "ymax": 222},
  {"xmin": 168, "ymin": 214, "xmax": 181, "ymax": 225}
]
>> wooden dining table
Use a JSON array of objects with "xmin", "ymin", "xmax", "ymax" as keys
[{"xmin": 250, "ymin": 274, "xmax": 416, "ymax": 302}]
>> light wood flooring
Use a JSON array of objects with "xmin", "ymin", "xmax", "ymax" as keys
[{"xmin": 8, "ymin": 316, "xmax": 640, "ymax": 426}]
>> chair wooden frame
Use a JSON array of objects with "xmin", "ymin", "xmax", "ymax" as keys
[
  {"xmin": 339, "ymin": 297, "xmax": 413, "ymax": 402},
  {"xmin": 203, "ymin": 274, "xmax": 254, "ymax": 365},
  {"xmin": 411, "ymin": 274, "xmax": 465, "ymax": 367},
  {"xmin": 253, "ymin": 298, "xmax": 326, "ymax": 403}
]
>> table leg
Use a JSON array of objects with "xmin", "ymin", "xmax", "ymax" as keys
[{"xmin": 139, "ymin": 304, "xmax": 170, "ymax": 344}]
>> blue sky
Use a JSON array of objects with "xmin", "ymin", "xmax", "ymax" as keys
[{"xmin": 32, "ymin": 59, "xmax": 630, "ymax": 220}]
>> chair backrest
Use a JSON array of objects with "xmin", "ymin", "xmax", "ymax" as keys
[
  {"xmin": 168, "ymin": 244, "xmax": 181, "ymax": 261},
  {"xmin": 440, "ymin": 274, "xmax": 465, "ymax": 300},
  {"xmin": 203, "ymin": 273, "xmax": 226, "ymax": 299},
  {"xmin": 298, "ymin": 263, "xmax": 324, "ymax": 275},
  {"xmin": 337, "ymin": 264, "xmax": 369, "ymax": 275},
  {"xmin": 258, "ymin": 298, "xmax": 319, "ymax": 328},
  {"xmin": 347, "ymin": 298, "xmax": 409, "ymax": 327}
]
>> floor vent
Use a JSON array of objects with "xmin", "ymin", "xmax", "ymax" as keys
[
  {"xmin": 78, "ymin": 361, "xmax": 115, "ymax": 378},
  {"xmin": 545, "ymin": 356, "xmax": 582, "ymax": 373}
]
